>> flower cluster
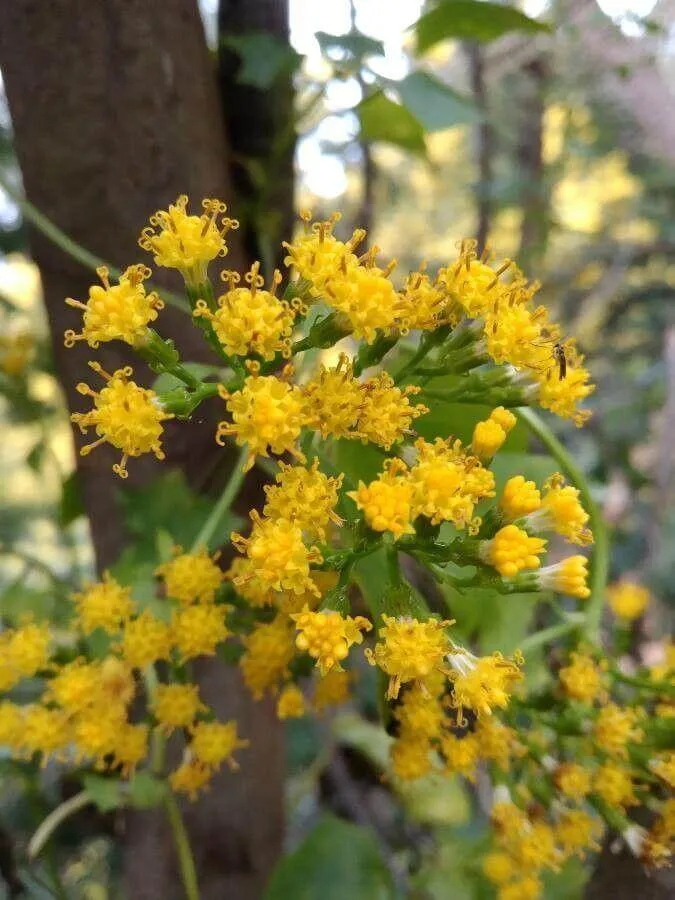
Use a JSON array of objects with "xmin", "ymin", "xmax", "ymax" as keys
[{"xmin": 36, "ymin": 195, "xmax": 674, "ymax": 894}]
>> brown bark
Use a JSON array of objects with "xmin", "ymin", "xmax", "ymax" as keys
[
  {"xmin": 0, "ymin": 2, "xmax": 284, "ymax": 897},
  {"xmin": 466, "ymin": 43, "xmax": 493, "ymax": 256},
  {"xmin": 516, "ymin": 56, "xmax": 549, "ymax": 272}
]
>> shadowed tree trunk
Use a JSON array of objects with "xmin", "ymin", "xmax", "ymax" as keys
[
  {"xmin": 516, "ymin": 55, "xmax": 550, "ymax": 272},
  {"xmin": 0, "ymin": 2, "xmax": 286, "ymax": 897},
  {"xmin": 466, "ymin": 43, "xmax": 493, "ymax": 256}
]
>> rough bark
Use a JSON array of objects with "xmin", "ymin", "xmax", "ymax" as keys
[{"xmin": 0, "ymin": 2, "xmax": 284, "ymax": 897}]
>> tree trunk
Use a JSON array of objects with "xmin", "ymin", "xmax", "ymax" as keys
[{"xmin": 0, "ymin": 2, "xmax": 284, "ymax": 897}]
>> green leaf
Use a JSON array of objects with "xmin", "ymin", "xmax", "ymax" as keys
[
  {"xmin": 316, "ymin": 31, "xmax": 385, "ymax": 60},
  {"xmin": 151, "ymin": 363, "xmax": 224, "ymax": 394},
  {"xmin": 83, "ymin": 775, "xmax": 124, "ymax": 813},
  {"xmin": 264, "ymin": 814, "xmax": 395, "ymax": 900},
  {"xmin": 358, "ymin": 91, "xmax": 426, "ymax": 154},
  {"xmin": 397, "ymin": 71, "xmax": 478, "ymax": 131},
  {"xmin": 441, "ymin": 584, "xmax": 538, "ymax": 653},
  {"xmin": 127, "ymin": 772, "xmax": 167, "ymax": 809},
  {"xmin": 58, "ymin": 471, "xmax": 85, "ymax": 527},
  {"xmin": 415, "ymin": 1, "xmax": 551, "ymax": 52},
  {"xmin": 221, "ymin": 33, "xmax": 301, "ymax": 89}
]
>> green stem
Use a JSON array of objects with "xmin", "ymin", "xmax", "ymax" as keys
[
  {"xmin": 164, "ymin": 794, "xmax": 200, "ymax": 900},
  {"xmin": 519, "ymin": 619, "xmax": 581, "ymax": 655},
  {"xmin": 610, "ymin": 668, "xmax": 675, "ymax": 696},
  {"xmin": 28, "ymin": 790, "xmax": 91, "ymax": 859},
  {"xmin": 515, "ymin": 407, "xmax": 609, "ymax": 643},
  {"xmin": 0, "ymin": 170, "xmax": 188, "ymax": 312},
  {"xmin": 190, "ymin": 444, "xmax": 249, "ymax": 552}
]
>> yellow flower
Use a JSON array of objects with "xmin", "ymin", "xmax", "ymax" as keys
[
  {"xmin": 535, "ymin": 341, "xmax": 594, "ymax": 427},
  {"xmin": 74, "ymin": 711, "xmax": 123, "ymax": 765},
  {"xmin": 593, "ymin": 762, "xmax": 638, "ymax": 809},
  {"xmin": 169, "ymin": 759, "xmax": 214, "ymax": 800},
  {"xmin": 607, "ymin": 581, "xmax": 650, "ymax": 621},
  {"xmin": 64, "ymin": 265, "xmax": 162, "ymax": 349},
  {"xmin": 536, "ymin": 556, "xmax": 590, "ymax": 599},
  {"xmin": 357, "ymin": 373, "xmax": 427, "ymax": 449},
  {"xmin": 156, "ymin": 547, "xmax": 224, "ymax": 606},
  {"xmin": 313, "ymin": 669, "xmax": 352, "ymax": 713},
  {"xmin": 276, "ymin": 684, "xmax": 306, "ymax": 719},
  {"xmin": 593, "ymin": 703, "xmax": 643, "ymax": 758},
  {"xmin": 216, "ymin": 371, "xmax": 305, "ymax": 472},
  {"xmin": 559, "ymin": 651, "xmax": 606, "ymax": 703},
  {"xmin": 325, "ymin": 263, "xmax": 399, "ymax": 343},
  {"xmin": 472, "ymin": 405, "xmax": 517, "ymax": 461},
  {"xmin": 139, "ymin": 195, "xmax": 238, "ymax": 287},
  {"xmin": 171, "ymin": 604, "xmax": 230, "ymax": 662},
  {"xmin": 485, "ymin": 301, "xmax": 554, "ymax": 369},
  {"xmin": 47, "ymin": 659, "xmax": 100, "ymax": 714},
  {"xmin": 366, "ymin": 615, "xmax": 450, "ymax": 699},
  {"xmin": 240, "ymin": 615, "xmax": 296, "ymax": 698},
  {"xmin": 190, "ymin": 720, "xmax": 248, "ymax": 770},
  {"xmin": 437, "ymin": 242, "xmax": 511, "ymax": 318},
  {"xmin": 292, "ymin": 607, "xmax": 371, "ymax": 676},
  {"xmin": 555, "ymin": 809, "xmax": 603, "ymax": 859},
  {"xmin": 441, "ymin": 733, "xmax": 480, "ymax": 780},
  {"xmin": 526, "ymin": 473, "xmax": 592, "ymax": 545},
  {"xmin": 474, "ymin": 717, "xmax": 521, "ymax": 771},
  {"xmin": 2, "ymin": 621, "xmax": 51, "ymax": 684},
  {"xmin": 0, "ymin": 332, "xmax": 34, "ymax": 377},
  {"xmin": 480, "ymin": 524, "xmax": 547, "ymax": 578},
  {"xmin": 194, "ymin": 264, "xmax": 295, "ymax": 360},
  {"xmin": 555, "ymin": 762, "xmax": 592, "ymax": 802},
  {"xmin": 301, "ymin": 355, "xmax": 364, "ymax": 440},
  {"xmin": 650, "ymin": 752, "xmax": 675, "ymax": 788},
  {"xmin": 283, "ymin": 211, "xmax": 364, "ymax": 294},
  {"xmin": 0, "ymin": 702, "xmax": 24, "ymax": 750},
  {"xmin": 397, "ymin": 269, "xmax": 458, "ymax": 331},
  {"xmin": 22, "ymin": 705, "xmax": 72, "ymax": 762},
  {"xmin": 390, "ymin": 736, "xmax": 432, "ymax": 780},
  {"xmin": 394, "ymin": 685, "xmax": 444, "ymax": 740},
  {"xmin": 497, "ymin": 876, "xmax": 543, "ymax": 900},
  {"xmin": 483, "ymin": 851, "xmax": 516, "ymax": 885},
  {"xmin": 499, "ymin": 475, "xmax": 541, "ymax": 521},
  {"xmin": 348, "ymin": 459, "xmax": 414, "ymax": 539},
  {"xmin": 71, "ymin": 362, "xmax": 173, "ymax": 478},
  {"xmin": 152, "ymin": 683, "xmax": 205, "ymax": 733},
  {"xmin": 447, "ymin": 648, "xmax": 523, "ymax": 720},
  {"xmin": 72, "ymin": 572, "xmax": 135, "ymax": 634},
  {"xmin": 512, "ymin": 820, "xmax": 561, "ymax": 872},
  {"xmin": 409, "ymin": 437, "xmax": 495, "ymax": 529},
  {"xmin": 263, "ymin": 460, "xmax": 344, "ymax": 541},
  {"xmin": 114, "ymin": 723, "xmax": 150, "ymax": 776},
  {"xmin": 232, "ymin": 512, "xmax": 322, "ymax": 596},
  {"xmin": 118, "ymin": 611, "xmax": 173, "ymax": 670}
]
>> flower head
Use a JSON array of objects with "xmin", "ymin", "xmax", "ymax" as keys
[
  {"xmin": 72, "ymin": 572, "xmax": 135, "ymax": 634},
  {"xmin": 536, "ymin": 556, "xmax": 590, "ymax": 599},
  {"xmin": 313, "ymin": 669, "xmax": 351, "ymax": 713},
  {"xmin": 277, "ymin": 684, "xmax": 306, "ymax": 719},
  {"xmin": 65, "ymin": 265, "xmax": 162, "ymax": 348},
  {"xmin": 593, "ymin": 762, "xmax": 638, "ymax": 809},
  {"xmin": 447, "ymin": 648, "xmax": 523, "ymax": 721},
  {"xmin": 397, "ymin": 269, "xmax": 458, "ymax": 331},
  {"xmin": 118, "ymin": 611, "xmax": 172, "ymax": 670},
  {"xmin": 593, "ymin": 703, "xmax": 643, "ymax": 758},
  {"xmin": 555, "ymin": 809, "xmax": 603, "ymax": 859},
  {"xmin": 525, "ymin": 473, "xmax": 592, "ymax": 545},
  {"xmin": 292, "ymin": 607, "xmax": 371, "ymax": 676},
  {"xmin": 325, "ymin": 262, "xmax": 400, "ymax": 343},
  {"xmin": 554, "ymin": 762, "xmax": 592, "ymax": 802},
  {"xmin": 283, "ymin": 211, "xmax": 364, "ymax": 294},
  {"xmin": 559, "ymin": 651, "xmax": 606, "ymax": 703},
  {"xmin": 472, "ymin": 407, "xmax": 517, "ymax": 461},
  {"xmin": 348, "ymin": 458, "xmax": 414, "ymax": 538},
  {"xmin": 171, "ymin": 603, "xmax": 230, "ymax": 662},
  {"xmin": 366, "ymin": 615, "xmax": 450, "ymax": 699},
  {"xmin": 263, "ymin": 460, "xmax": 343, "ymax": 541},
  {"xmin": 357, "ymin": 373, "xmax": 427, "ymax": 449},
  {"xmin": 139, "ymin": 195, "xmax": 237, "ymax": 287},
  {"xmin": 301, "ymin": 355, "xmax": 364, "ymax": 439},
  {"xmin": 499, "ymin": 475, "xmax": 541, "ymax": 521},
  {"xmin": 607, "ymin": 581, "xmax": 650, "ymax": 621},
  {"xmin": 390, "ymin": 735, "xmax": 433, "ymax": 780},
  {"xmin": 195, "ymin": 264, "xmax": 295, "ymax": 360},
  {"xmin": 169, "ymin": 759, "xmax": 213, "ymax": 800},
  {"xmin": 481, "ymin": 524, "xmax": 547, "ymax": 578},
  {"xmin": 190, "ymin": 720, "xmax": 248, "ymax": 770},
  {"xmin": 152, "ymin": 683, "xmax": 205, "ymax": 733},
  {"xmin": 232, "ymin": 512, "xmax": 322, "ymax": 596},
  {"xmin": 71, "ymin": 362, "xmax": 172, "ymax": 478},
  {"xmin": 240, "ymin": 615, "xmax": 296, "ymax": 698},
  {"xmin": 441, "ymin": 732, "xmax": 481, "ymax": 780},
  {"xmin": 437, "ymin": 242, "xmax": 512, "ymax": 318},
  {"xmin": 156, "ymin": 547, "xmax": 223, "ymax": 606},
  {"xmin": 217, "ymin": 370, "xmax": 305, "ymax": 472}
]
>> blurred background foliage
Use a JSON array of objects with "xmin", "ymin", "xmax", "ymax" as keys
[{"xmin": 0, "ymin": 0, "xmax": 674, "ymax": 897}]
